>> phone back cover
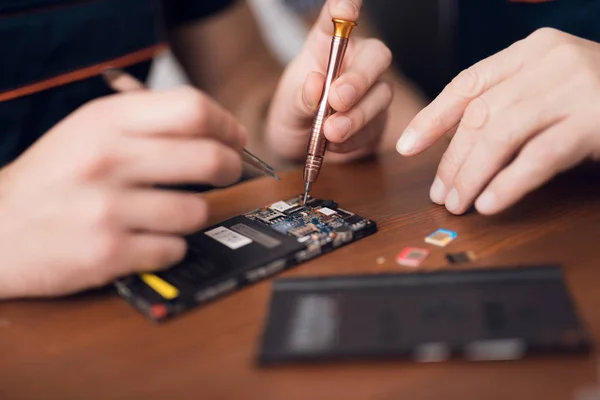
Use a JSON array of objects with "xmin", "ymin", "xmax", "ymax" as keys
[{"xmin": 258, "ymin": 265, "xmax": 591, "ymax": 365}]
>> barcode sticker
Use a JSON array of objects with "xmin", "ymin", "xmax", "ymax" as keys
[
  {"xmin": 205, "ymin": 226, "xmax": 252, "ymax": 250},
  {"xmin": 270, "ymin": 201, "xmax": 293, "ymax": 212}
]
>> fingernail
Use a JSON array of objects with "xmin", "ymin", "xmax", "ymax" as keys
[
  {"xmin": 331, "ymin": 116, "xmax": 352, "ymax": 140},
  {"xmin": 337, "ymin": 0, "xmax": 358, "ymax": 15},
  {"xmin": 475, "ymin": 191, "xmax": 497, "ymax": 214},
  {"xmin": 302, "ymin": 83, "xmax": 314, "ymax": 110},
  {"xmin": 102, "ymin": 68, "xmax": 123, "ymax": 83},
  {"xmin": 396, "ymin": 129, "xmax": 417, "ymax": 155},
  {"xmin": 429, "ymin": 176, "xmax": 446, "ymax": 204},
  {"xmin": 336, "ymin": 84, "xmax": 356, "ymax": 108},
  {"xmin": 238, "ymin": 123, "xmax": 248, "ymax": 136},
  {"xmin": 445, "ymin": 188, "xmax": 460, "ymax": 213}
]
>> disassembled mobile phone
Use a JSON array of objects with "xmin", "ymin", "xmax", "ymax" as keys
[{"xmin": 114, "ymin": 195, "xmax": 377, "ymax": 322}]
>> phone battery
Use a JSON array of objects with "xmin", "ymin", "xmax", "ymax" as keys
[{"xmin": 258, "ymin": 265, "xmax": 591, "ymax": 365}]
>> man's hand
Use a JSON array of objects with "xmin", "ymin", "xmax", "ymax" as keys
[
  {"xmin": 0, "ymin": 87, "xmax": 246, "ymax": 299},
  {"xmin": 265, "ymin": 0, "xmax": 393, "ymax": 163},
  {"xmin": 396, "ymin": 28, "xmax": 600, "ymax": 215}
]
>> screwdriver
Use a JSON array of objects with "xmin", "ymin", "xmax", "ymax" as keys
[
  {"xmin": 101, "ymin": 68, "xmax": 280, "ymax": 181},
  {"xmin": 302, "ymin": 18, "xmax": 357, "ymax": 204}
]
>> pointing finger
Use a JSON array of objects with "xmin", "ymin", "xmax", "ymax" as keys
[{"xmin": 396, "ymin": 28, "xmax": 563, "ymax": 157}]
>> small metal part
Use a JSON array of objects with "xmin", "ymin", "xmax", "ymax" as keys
[
  {"xmin": 302, "ymin": 18, "xmax": 357, "ymax": 195},
  {"xmin": 290, "ymin": 224, "xmax": 318, "ymax": 238},
  {"xmin": 303, "ymin": 182, "xmax": 312, "ymax": 204},
  {"xmin": 242, "ymin": 149, "xmax": 281, "ymax": 180},
  {"xmin": 284, "ymin": 205, "xmax": 307, "ymax": 215},
  {"xmin": 261, "ymin": 168, "xmax": 281, "ymax": 181},
  {"xmin": 242, "ymin": 149, "xmax": 275, "ymax": 171},
  {"xmin": 320, "ymin": 200, "xmax": 338, "ymax": 209},
  {"xmin": 255, "ymin": 209, "xmax": 285, "ymax": 224}
]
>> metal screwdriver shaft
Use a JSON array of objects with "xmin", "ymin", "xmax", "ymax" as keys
[{"xmin": 302, "ymin": 18, "xmax": 357, "ymax": 204}]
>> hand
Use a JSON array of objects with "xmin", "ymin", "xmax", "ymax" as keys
[
  {"xmin": 265, "ymin": 0, "xmax": 393, "ymax": 163},
  {"xmin": 0, "ymin": 87, "xmax": 246, "ymax": 298},
  {"xmin": 396, "ymin": 28, "xmax": 600, "ymax": 215}
]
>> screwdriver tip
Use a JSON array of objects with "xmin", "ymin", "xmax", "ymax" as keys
[{"xmin": 303, "ymin": 182, "xmax": 312, "ymax": 204}]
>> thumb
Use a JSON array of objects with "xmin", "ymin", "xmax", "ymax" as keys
[{"xmin": 312, "ymin": 0, "xmax": 361, "ymax": 37}]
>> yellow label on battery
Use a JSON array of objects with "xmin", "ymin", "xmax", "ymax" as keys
[{"xmin": 140, "ymin": 273, "xmax": 179, "ymax": 300}]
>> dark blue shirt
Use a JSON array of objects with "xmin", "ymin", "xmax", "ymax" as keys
[
  {"xmin": 0, "ymin": 0, "xmax": 234, "ymax": 167},
  {"xmin": 457, "ymin": 0, "xmax": 600, "ymax": 72},
  {"xmin": 345, "ymin": 0, "xmax": 600, "ymax": 99}
]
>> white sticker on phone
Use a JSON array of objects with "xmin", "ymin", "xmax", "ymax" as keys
[
  {"xmin": 204, "ymin": 226, "xmax": 252, "ymax": 250},
  {"xmin": 318, "ymin": 207, "xmax": 336, "ymax": 216},
  {"xmin": 269, "ymin": 201, "xmax": 293, "ymax": 212}
]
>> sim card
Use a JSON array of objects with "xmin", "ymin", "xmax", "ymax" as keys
[
  {"xmin": 396, "ymin": 247, "xmax": 430, "ymax": 267},
  {"xmin": 425, "ymin": 229, "xmax": 457, "ymax": 247}
]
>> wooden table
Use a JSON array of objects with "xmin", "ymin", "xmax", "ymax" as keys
[{"xmin": 2, "ymin": 144, "xmax": 600, "ymax": 400}]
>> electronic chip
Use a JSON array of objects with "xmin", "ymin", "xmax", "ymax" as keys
[
  {"xmin": 318, "ymin": 207, "xmax": 337, "ymax": 216},
  {"xmin": 290, "ymin": 224, "xmax": 318, "ymax": 238},
  {"xmin": 345, "ymin": 215, "xmax": 364, "ymax": 225},
  {"xmin": 334, "ymin": 226, "xmax": 353, "ymax": 243},
  {"xmin": 396, "ymin": 247, "xmax": 430, "ymax": 267},
  {"xmin": 425, "ymin": 229, "xmax": 457, "ymax": 247},
  {"xmin": 335, "ymin": 208, "xmax": 353, "ymax": 219},
  {"xmin": 254, "ymin": 208, "xmax": 286, "ymax": 224},
  {"xmin": 271, "ymin": 220, "xmax": 298, "ymax": 234},
  {"xmin": 284, "ymin": 205, "xmax": 307, "ymax": 215},
  {"xmin": 320, "ymin": 200, "xmax": 339, "ymax": 209},
  {"xmin": 270, "ymin": 201, "xmax": 294, "ymax": 213}
]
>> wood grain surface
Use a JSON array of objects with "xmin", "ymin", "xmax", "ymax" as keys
[{"xmin": 2, "ymin": 144, "xmax": 600, "ymax": 400}]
